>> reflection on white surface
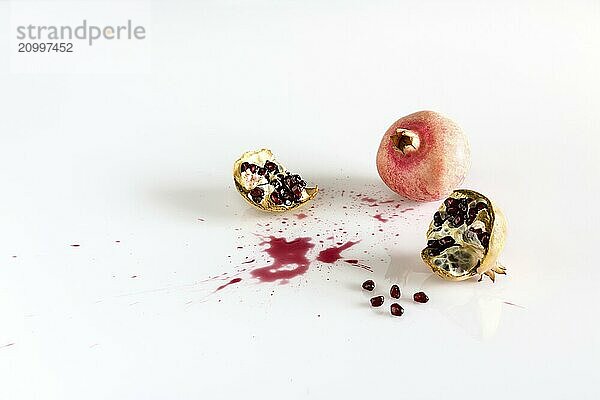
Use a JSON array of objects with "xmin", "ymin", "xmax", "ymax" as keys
[{"xmin": 385, "ymin": 251, "xmax": 519, "ymax": 340}]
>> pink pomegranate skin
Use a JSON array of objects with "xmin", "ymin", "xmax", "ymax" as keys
[{"xmin": 376, "ymin": 111, "xmax": 470, "ymax": 202}]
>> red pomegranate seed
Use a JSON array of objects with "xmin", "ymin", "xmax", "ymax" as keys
[
  {"xmin": 362, "ymin": 280, "xmax": 375, "ymax": 291},
  {"xmin": 390, "ymin": 303, "xmax": 404, "ymax": 316},
  {"xmin": 390, "ymin": 284, "xmax": 401, "ymax": 299},
  {"xmin": 370, "ymin": 296, "xmax": 384, "ymax": 307},
  {"xmin": 413, "ymin": 291, "xmax": 429, "ymax": 303}
]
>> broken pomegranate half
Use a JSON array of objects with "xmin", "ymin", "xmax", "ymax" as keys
[
  {"xmin": 421, "ymin": 189, "xmax": 507, "ymax": 282},
  {"xmin": 233, "ymin": 149, "xmax": 318, "ymax": 212}
]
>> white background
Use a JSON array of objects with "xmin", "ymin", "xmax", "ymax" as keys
[{"xmin": 1, "ymin": 1, "xmax": 599, "ymax": 399}]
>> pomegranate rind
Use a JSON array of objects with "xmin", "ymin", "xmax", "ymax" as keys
[
  {"xmin": 376, "ymin": 111, "xmax": 470, "ymax": 202},
  {"xmin": 233, "ymin": 148, "xmax": 318, "ymax": 212},
  {"xmin": 479, "ymin": 205, "xmax": 507, "ymax": 277},
  {"xmin": 421, "ymin": 189, "xmax": 507, "ymax": 282}
]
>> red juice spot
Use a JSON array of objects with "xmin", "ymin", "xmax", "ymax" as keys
[
  {"xmin": 362, "ymin": 197, "xmax": 377, "ymax": 203},
  {"xmin": 295, "ymin": 213, "xmax": 308, "ymax": 220},
  {"xmin": 373, "ymin": 214, "xmax": 388, "ymax": 222},
  {"xmin": 317, "ymin": 241, "xmax": 360, "ymax": 263},
  {"xmin": 400, "ymin": 208, "xmax": 415, "ymax": 213},
  {"xmin": 380, "ymin": 200, "xmax": 395, "ymax": 204},
  {"xmin": 250, "ymin": 237, "xmax": 314, "ymax": 283},
  {"xmin": 216, "ymin": 277, "xmax": 242, "ymax": 291}
]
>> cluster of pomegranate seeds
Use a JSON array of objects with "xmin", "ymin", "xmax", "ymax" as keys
[
  {"xmin": 425, "ymin": 236, "xmax": 457, "ymax": 256},
  {"xmin": 240, "ymin": 159, "xmax": 307, "ymax": 207},
  {"xmin": 390, "ymin": 284, "xmax": 400, "ymax": 299},
  {"xmin": 469, "ymin": 227, "xmax": 491, "ymax": 248},
  {"xmin": 362, "ymin": 280, "xmax": 375, "ymax": 291},
  {"xmin": 390, "ymin": 303, "xmax": 404, "ymax": 316},
  {"xmin": 413, "ymin": 292, "xmax": 429, "ymax": 303},
  {"xmin": 270, "ymin": 172, "xmax": 307, "ymax": 206},
  {"xmin": 370, "ymin": 296, "xmax": 384, "ymax": 307}
]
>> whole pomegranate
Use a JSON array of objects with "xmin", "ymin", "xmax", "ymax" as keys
[{"xmin": 376, "ymin": 111, "xmax": 470, "ymax": 202}]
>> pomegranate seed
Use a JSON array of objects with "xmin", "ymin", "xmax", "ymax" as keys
[
  {"xmin": 390, "ymin": 303, "xmax": 404, "ymax": 316},
  {"xmin": 390, "ymin": 284, "xmax": 401, "ymax": 299},
  {"xmin": 413, "ymin": 292, "xmax": 429, "ymax": 303},
  {"xmin": 362, "ymin": 280, "xmax": 375, "ymax": 291},
  {"xmin": 370, "ymin": 296, "xmax": 384, "ymax": 307}
]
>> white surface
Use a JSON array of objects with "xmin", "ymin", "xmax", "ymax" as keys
[{"xmin": 1, "ymin": 1, "xmax": 600, "ymax": 399}]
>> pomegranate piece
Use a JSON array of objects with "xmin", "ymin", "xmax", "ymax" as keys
[
  {"xmin": 233, "ymin": 149, "xmax": 318, "ymax": 212},
  {"xmin": 390, "ymin": 303, "xmax": 404, "ymax": 316},
  {"xmin": 413, "ymin": 292, "xmax": 429, "ymax": 303},
  {"xmin": 390, "ymin": 284, "xmax": 401, "ymax": 299},
  {"xmin": 421, "ymin": 189, "xmax": 507, "ymax": 282},
  {"xmin": 376, "ymin": 111, "xmax": 470, "ymax": 202},
  {"xmin": 362, "ymin": 280, "xmax": 375, "ymax": 291},
  {"xmin": 370, "ymin": 296, "xmax": 384, "ymax": 307}
]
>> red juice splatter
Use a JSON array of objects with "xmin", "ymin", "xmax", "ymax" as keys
[
  {"xmin": 344, "ymin": 259, "xmax": 373, "ymax": 272},
  {"xmin": 295, "ymin": 213, "xmax": 308, "ymax": 220},
  {"xmin": 400, "ymin": 208, "xmax": 414, "ymax": 213},
  {"xmin": 373, "ymin": 214, "xmax": 388, "ymax": 222},
  {"xmin": 216, "ymin": 277, "xmax": 242, "ymax": 291},
  {"xmin": 250, "ymin": 237, "xmax": 314, "ymax": 283},
  {"xmin": 317, "ymin": 241, "xmax": 360, "ymax": 263},
  {"xmin": 362, "ymin": 197, "xmax": 377, "ymax": 203},
  {"xmin": 380, "ymin": 200, "xmax": 395, "ymax": 204}
]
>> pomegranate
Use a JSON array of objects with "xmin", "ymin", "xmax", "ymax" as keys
[
  {"xmin": 421, "ymin": 189, "xmax": 507, "ymax": 282},
  {"xmin": 233, "ymin": 149, "xmax": 318, "ymax": 212},
  {"xmin": 376, "ymin": 111, "xmax": 470, "ymax": 202}
]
